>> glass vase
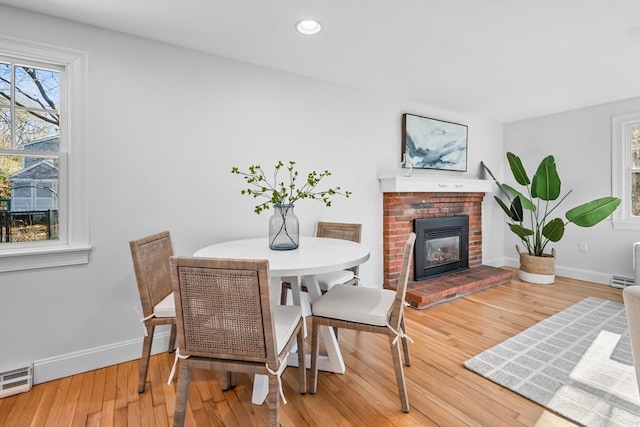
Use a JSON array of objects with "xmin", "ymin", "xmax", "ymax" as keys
[
  {"xmin": 400, "ymin": 153, "xmax": 413, "ymax": 177},
  {"xmin": 269, "ymin": 204, "xmax": 299, "ymax": 250}
]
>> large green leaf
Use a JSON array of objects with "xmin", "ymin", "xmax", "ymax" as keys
[
  {"xmin": 503, "ymin": 184, "xmax": 536, "ymax": 211},
  {"xmin": 565, "ymin": 197, "xmax": 621, "ymax": 227},
  {"xmin": 542, "ymin": 218, "xmax": 565, "ymax": 242},
  {"xmin": 509, "ymin": 223, "xmax": 533, "ymax": 239},
  {"xmin": 506, "ymin": 152, "xmax": 530, "ymax": 186},
  {"xmin": 481, "ymin": 161, "xmax": 498, "ymax": 182},
  {"xmin": 494, "ymin": 196, "xmax": 517, "ymax": 220},
  {"xmin": 510, "ymin": 197, "xmax": 524, "ymax": 222},
  {"xmin": 531, "ymin": 155, "xmax": 561, "ymax": 201},
  {"xmin": 481, "ymin": 161, "xmax": 511, "ymax": 198}
]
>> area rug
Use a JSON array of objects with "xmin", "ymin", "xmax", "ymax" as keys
[{"xmin": 464, "ymin": 297, "xmax": 640, "ymax": 426}]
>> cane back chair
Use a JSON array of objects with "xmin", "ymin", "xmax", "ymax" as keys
[
  {"xmin": 280, "ymin": 221, "xmax": 362, "ymax": 305},
  {"xmin": 129, "ymin": 230, "xmax": 177, "ymax": 393},
  {"xmin": 309, "ymin": 233, "xmax": 415, "ymax": 412},
  {"xmin": 169, "ymin": 256, "xmax": 306, "ymax": 427}
]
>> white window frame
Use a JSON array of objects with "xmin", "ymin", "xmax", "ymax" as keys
[
  {"xmin": 611, "ymin": 111, "xmax": 640, "ymax": 231},
  {"xmin": 0, "ymin": 36, "xmax": 90, "ymax": 272}
]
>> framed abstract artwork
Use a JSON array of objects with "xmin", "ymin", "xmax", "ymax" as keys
[{"xmin": 402, "ymin": 113, "xmax": 468, "ymax": 171}]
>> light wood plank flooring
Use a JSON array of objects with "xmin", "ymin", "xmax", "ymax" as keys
[{"xmin": 0, "ymin": 268, "xmax": 625, "ymax": 426}]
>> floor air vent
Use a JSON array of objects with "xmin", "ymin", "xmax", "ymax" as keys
[
  {"xmin": 611, "ymin": 275, "xmax": 635, "ymax": 289},
  {"xmin": 0, "ymin": 365, "xmax": 33, "ymax": 398}
]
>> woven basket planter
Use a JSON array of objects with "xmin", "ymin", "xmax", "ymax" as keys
[{"xmin": 517, "ymin": 245, "xmax": 556, "ymax": 285}]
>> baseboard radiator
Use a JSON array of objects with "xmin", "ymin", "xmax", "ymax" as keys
[
  {"xmin": 612, "ymin": 275, "xmax": 635, "ymax": 288},
  {"xmin": 611, "ymin": 242, "xmax": 640, "ymax": 289},
  {"xmin": 0, "ymin": 365, "xmax": 33, "ymax": 398}
]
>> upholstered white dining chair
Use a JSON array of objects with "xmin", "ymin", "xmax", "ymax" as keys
[
  {"xmin": 168, "ymin": 256, "xmax": 306, "ymax": 427},
  {"xmin": 280, "ymin": 221, "xmax": 362, "ymax": 305},
  {"xmin": 129, "ymin": 230, "xmax": 177, "ymax": 393},
  {"xmin": 309, "ymin": 233, "xmax": 416, "ymax": 412}
]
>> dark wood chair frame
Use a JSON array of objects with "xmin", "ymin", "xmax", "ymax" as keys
[{"xmin": 129, "ymin": 230, "xmax": 178, "ymax": 393}]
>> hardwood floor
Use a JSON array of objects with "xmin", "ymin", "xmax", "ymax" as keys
[{"xmin": 0, "ymin": 268, "xmax": 625, "ymax": 426}]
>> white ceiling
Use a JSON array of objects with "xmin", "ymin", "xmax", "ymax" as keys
[{"xmin": 2, "ymin": 0, "xmax": 639, "ymax": 123}]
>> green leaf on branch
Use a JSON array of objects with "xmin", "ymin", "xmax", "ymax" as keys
[
  {"xmin": 507, "ymin": 152, "xmax": 530, "ymax": 186},
  {"xmin": 510, "ymin": 197, "xmax": 524, "ymax": 222},
  {"xmin": 503, "ymin": 185, "xmax": 536, "ymax": 211},
  {"xmin": 509, "ymin": 223, "xmax": 533, "ymax": 239},
  {"xmin": 231, "ymin": 161, "xmax": 351, "ymax": 214},
  {"xmin": 542, "ymin": 218, "xmax": 564, "ymax": 242},
  {"xmin": 531, "ymin": 155, "xmax": 561, "ymax": 201},
  {"xmin": 493, "ymin": 196, "xmax": 515, "ymax": 220},
  {"xmin": 481, "ymin": 161, "xmax": 511, "ymax": 200},
  {"xmin": 565, "ymin": 197, "xmax": 621, "ymax": 227}
]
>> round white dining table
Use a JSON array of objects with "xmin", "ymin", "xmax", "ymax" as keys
[
  {"xmin": 194, "ymin": 236, "xmax": 369, "ymax": 286},
  {"xmin": 193, "ymin": 236, "xmax": 370, "ymax": 404}
]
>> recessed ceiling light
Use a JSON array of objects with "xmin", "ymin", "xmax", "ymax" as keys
[{"xmin": 296, "ymin": 19, "xmax": 322, "ymax": 35}]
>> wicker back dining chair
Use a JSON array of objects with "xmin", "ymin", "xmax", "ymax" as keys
[
  {"xmin": 309, "ymin": 233, "xmax": 416, "ymax": 412},
  {"xmin": 129, "ymin": 230, "xmax": 177, "ymax": 393},
  {"xmin": 280, "ymin": 221, "xmax": 362, "ymax": 305},
  {"xmin": 169, "ymin": 256, "xmax": 306, "ymax": 427}
]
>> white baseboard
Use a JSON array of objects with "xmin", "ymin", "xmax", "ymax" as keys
[
  {"xmin": 33, "ymin": 330, "xmax": 172, "ymax": 385},
  {"xmin": 554, "ymin": 265, "xmax": 612, "ymax": 285},
  {"xmin": 502, "ymin": 257, "xmax": 520, "ymax": 270},
  {"xmin": 482, "ymin": 257, "xmax": 508, "ymax": 268},
  {"xmin": 503, "ymin": 256, "xmax": 612, "ymax": 285}
]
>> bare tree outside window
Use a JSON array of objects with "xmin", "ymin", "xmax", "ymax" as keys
[{"xmin": 0, "ymin": 61, "xmax": 61, "ymax": 242}]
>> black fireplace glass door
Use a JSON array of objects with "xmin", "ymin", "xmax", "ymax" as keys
[
  {"xmin": 426, "ymin": 235, "xmax": 461, "ymax": 267},
  {"xmin": 414, "ymin": 215, "xmax": 469, "ymax": 280}
]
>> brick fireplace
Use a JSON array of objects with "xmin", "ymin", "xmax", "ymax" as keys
[{"xmin": 380, "ymin": 175, "xmax": 512, "ymax": 309}]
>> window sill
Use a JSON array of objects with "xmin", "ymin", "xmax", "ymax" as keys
[
  {"xmin": 0, "ymin": 245, "xmax": 92, "ymax": 272},
  {"xmin": 612, "ymin": 219, "xmax": 640, "ymax": 231}
]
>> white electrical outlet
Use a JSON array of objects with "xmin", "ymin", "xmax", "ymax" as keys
[{"xmin": 579, "ymin": 242, "xmax": 588, "ymax": 253}]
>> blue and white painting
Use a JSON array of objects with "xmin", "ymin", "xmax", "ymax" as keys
[{"xmin": 403, "ymin": 114, "xmax": 468, "ymax": 171}]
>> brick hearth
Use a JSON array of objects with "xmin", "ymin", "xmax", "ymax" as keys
[
  {"xmin": 404, "ymin": 265, "xmax": 513, "ymax": 309},
  {"xmin": 382, "ymin": 188, "xmax": 512, "ymax": 309}
]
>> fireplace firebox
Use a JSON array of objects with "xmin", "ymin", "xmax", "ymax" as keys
[{"xmin": 414, "ymin": 216, "xmax": 469, "ymax": 280}]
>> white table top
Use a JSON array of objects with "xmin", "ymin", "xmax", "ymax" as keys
[{"xmin": 193, "ymin": 236, "xmax": 370, "ymax": 277}]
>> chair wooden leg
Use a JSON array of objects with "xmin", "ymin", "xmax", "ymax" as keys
[
  {"xmin": 388, "ymin": 335, "xmax": 410, "ymax": 413},
  {"xmin": 267, "ymin": 370, "xmax": 280, "ymax": 427},
  {"xmin": 138, "ymin": 324, "xmax": 154, "ymax": 393},
  {"xmin": 280, "ymin": 283, "xmax": 288, "ymax": 305},
  {"xmin": 400, "ymin": 316, "xmax": 411, "ymax": 367},
  {"xmin": 296, "ymin": 327, "xmax": 307, "ymax": 394},
  {"xmin": 220, "ymin": 371, "xmax": 237, "ymax": 390},
  {"xmin": 173, "ymin": 363, "xmax": 192, "ymax": 427},
  {"xmin": 309, "ymin": 319, "xmax": 321, "ymax": 394},
  {"xmin": 168, "ymin": 323, "xmax": 177, "ymax": 353}
]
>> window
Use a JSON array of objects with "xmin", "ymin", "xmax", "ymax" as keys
[
  {"xmin": 0, "ymin": 37, "xmax": 89, "ymax": 272},
  {"xmin": 612, "ymin": 111, "xmax": 640, "ymax": 230},
  {"xmin": 1, "ymin": 60, "xmax": 61, "ymax": 241}
]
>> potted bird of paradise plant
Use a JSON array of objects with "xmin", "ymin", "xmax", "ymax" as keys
[{"xmin": 482, "ymin": 152, "xmax": 621, "ymax": 284}]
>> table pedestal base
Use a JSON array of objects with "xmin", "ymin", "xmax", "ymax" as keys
[
  {"xmin": 251, "ymin": 323, "xmax": 345, "ymax": 405},
  {"xmin": 256, "ymin": 274, "xmax": 349, "ymax": 405}
]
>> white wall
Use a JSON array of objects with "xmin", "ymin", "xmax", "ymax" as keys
[
  {"xmin": 0, "ymin": 6, "xmax": 505, "ymax": 381},
  {"xmin": 504, "ymin": 98, "xmax": 640, "ymax": 283}
]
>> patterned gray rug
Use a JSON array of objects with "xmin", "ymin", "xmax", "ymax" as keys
[{"xmin": 464, "ymin": 297, "xmax": 640, "ymax": 426}]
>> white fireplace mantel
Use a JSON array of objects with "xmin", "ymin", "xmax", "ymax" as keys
[{"xmin": 378, "ymin": 174, "xmax": 494, "ymax": 193}]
